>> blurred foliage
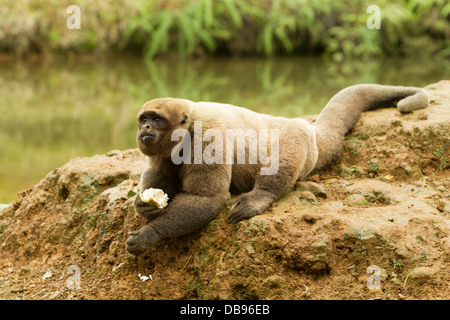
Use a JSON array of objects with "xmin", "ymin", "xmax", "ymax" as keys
[{"xmin": 0, "ymin": 0, "xmax": 449, "ymax": 59}]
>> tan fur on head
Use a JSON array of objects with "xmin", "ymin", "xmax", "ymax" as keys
[
  {"xmin": 138, "ymin": 98, "xmax": 193, "ymax": 126},
  {"xmin": 136, "ymin": 98, "xmax": 192, "ymax": 158}
]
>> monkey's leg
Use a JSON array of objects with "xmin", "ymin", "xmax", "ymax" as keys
[
  {"xmin": 228, "ymin": 121, "xmax": 315, "ymax": 223},
  {"xmin": 135, "ymin": 167, "xmax": 178, "ymax": 220},
  {"xmin": 126, "ymin": 165, "xmax": 231, "ymax": 255},
  {"xmin": 227, "ymin": 164, "xmax": 300, "ymax": 223}
]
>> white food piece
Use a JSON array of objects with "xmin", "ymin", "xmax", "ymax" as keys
[
  {"xmin": 42, "ymin": 269, "xmax": 52, "ymax": 282},
  {"xmin": 138, "ymin": 273, "xmax": 153, "ymax": 282},
  {"xmin": 139, "ymin": 188, "xmax": 169, "ymax": 209}
]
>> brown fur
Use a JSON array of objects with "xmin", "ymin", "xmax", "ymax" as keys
[{"xmin": 126, "ymin": 84, "xmax": 428, "ymax": 255}]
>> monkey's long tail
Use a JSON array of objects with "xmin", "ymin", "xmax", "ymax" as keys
[{"xmin": 313, "ymin": 84, "xmax": 429, "ymax": 170}]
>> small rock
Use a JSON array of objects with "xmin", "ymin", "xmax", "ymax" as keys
[
  {"xmin": 302, "ymin": 213, "xmax": 319, "ymax": 224},
  {"xmin": 17, "ymin": 267, "xmax": 31, "ymax": 279},
  {"xmin": 437, "ymin": 200, "xmax": 445, "ymax": 212},
  {"xmin": 295, "ymin": 181, "xmax": 327, "ymax": 198},
  {"xmin": 380, "ymin": 268, "xmax": 388, "ymax": 281},
  {"xmin": 298, "ymin": 191, "xmax": 317, "ymax": 203},
  {"xmin": 405, "ymin": 267, "xmax": 437, "ymax": 287},
  {"xmin": 48, "ymin": 290, "xmax": 61, "ymax": 300},
  {"xmin": 395, "ymin": 248, "xmax": 409, "ymax": 259},
  {"xmin": 400, "ymin": 162, "xmax": 414, "ymax": 175},
  {"xmin": 338, "ymin": 166, "xmax": 365, "ymax": 178},
  {"xmin": 310, "ymin": 261, "xmax": 329, "ymax": 274},
  {"xmin": 11, "ymin": 288, "xmax": 26, "ymax": 294},
  {"xmin": 0, "ymin": 204, "xmax": 10, "ymax": 216},
  {"xmin": 263, "ymin": 275, "xmax": 285, "ymax": 288},
  {"xmin": 367, "ymin": 158, "xmax": 381, "ymax": 173},
  {"xmin": 345, "ymin": 194, "xmax": 368, "ymax": 206},
  {"xmin": 353, "ymin": 167, "xmax": 366, "ymax": 178},
  {"xmin": 338, "ymin": 165, "xmax": 353, "ymax": 178},
  {"xmin": 344, "ymin": 224, "xmax": 378, "ymax": 243},
  {"xmin": 106, "ymin": 150, "xmax": 123, "ymax": 158},
  {"xmin": 244, "ymin": 243, "xmax": 255, "ymax": 255},
  {"xmin": 302, "ymin": 284, "xmax": 311, "ymax": 298}
]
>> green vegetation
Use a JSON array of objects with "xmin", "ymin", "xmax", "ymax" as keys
[{"xmin": 1, "ymin": 0, "xmax": 449, "ymax": 59}]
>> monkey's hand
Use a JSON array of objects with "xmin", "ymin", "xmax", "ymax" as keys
[
  {"xmin": 126, "ymin": 224, "xmax": 161, "ymax": 256},
  {"xmin": 134, "ymin": 194, "xmax": 165, "ymax": 221}
]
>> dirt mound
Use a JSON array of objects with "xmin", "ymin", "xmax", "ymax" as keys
[{"xmin": 0, "ymin": 81, "xmax": 449, "ymax": 300}]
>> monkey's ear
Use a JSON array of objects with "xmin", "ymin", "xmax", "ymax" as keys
[{"xmin": 181, "ymin": 112, "xmax": 189, "ymax": 125}]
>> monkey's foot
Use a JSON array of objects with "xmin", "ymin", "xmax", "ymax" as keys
[
  {"xmin": 227, "ymin": 194, "xmax": 263, "ymax": 223},
  {"xmin": 125, "ymin": 226, "xmax": 159, "ymax": 255}
]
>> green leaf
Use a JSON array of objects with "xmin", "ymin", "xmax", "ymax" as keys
[
  {"xmin": 198, "ymin": 29, "xmax": 216, "ymax": 52},
  {"xmin": 146, "ymin": 10, "xmax": 173, "ymax": 58},
  {"xmin": 222, "ymin": 0, "xmax": 243, "ymax": 28},
  {"xmin": 203, "ymin": 0, "xmax": 214, "ymax": 28},
  {"xmin": 274, "ymin": 26, "xmax": 293, "ymax": 53},
  {"xmin": 262, "ymin": 24, "xmax": 274, "ymax": 55},
  {"xmin": 177, "ymin": 11, "xmax": 196, "ymax": 54}
]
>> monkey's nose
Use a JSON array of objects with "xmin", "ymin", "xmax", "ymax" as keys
[{"xmin": 145, "ymin": 124, "xmax": 150, "ymax": 129}]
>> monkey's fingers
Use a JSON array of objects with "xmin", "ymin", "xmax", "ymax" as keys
[
  {"xmin": 126, "ymin": 234, "xmax": 149, "ymax": 255},
  {"xmin": 227, "ymin": 207, "xmax": 249, "ymax": 223},
  {"xmin": 227, "ymin": 212, "xmax": 245, "ymax": 223},
  {"xmin": 227, "ymin": 200, "xmax": 243, "ymax": 223}
]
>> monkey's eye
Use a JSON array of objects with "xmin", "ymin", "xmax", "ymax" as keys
[
  {"xmin": 141, "ymin": 117, "xmax": 149, "ymax": 124},
  {"xmin": 152, "ymin": 117, "xmax": 163, "ymax": 126}
]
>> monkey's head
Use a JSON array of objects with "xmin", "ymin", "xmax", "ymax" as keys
[{"xmin": 137, "ymin": 98, "xmax": 191, "ymax": 157}]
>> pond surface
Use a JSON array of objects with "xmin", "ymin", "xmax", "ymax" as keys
[{"xmin": 0, "ymin": 55, "xmax": 448, "ymax": 203}]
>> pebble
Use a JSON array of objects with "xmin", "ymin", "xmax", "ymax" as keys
[
  {"xmin": 295, "ymin": 181, "xmax": 327, "ymax": 198},
  {"xmin": 0, "ymin": 204, "xmax": 10, "ymax": 217},
  {"xmin": 345, "ymin": 194, "xmax": 368, "ymax": 206},
  {"xmin": 405, "ymin": 267, "xmax": 437, "ymax": 287},
  {"xmin": 302, "ymin": 214, "xmax": 319, "ymax": 224},
  {"xmin": 244, "ymin": 243, "xmax": 255, "ymax": 255},
  {"xmin": 298, "ymin": 191, "xmax": 317, "ymax": 203},
  {"xmin": 48, "ymin": 290, "xmax": 61, "ymax": 300},
  {"xmin": 263, "ymin": 275, "xmax": 285, "ymax": 288}
]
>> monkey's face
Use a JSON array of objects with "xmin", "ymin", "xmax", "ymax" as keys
[{"xmin": 137, "ymin": 98, "xmax": 190, "ymax": 158}]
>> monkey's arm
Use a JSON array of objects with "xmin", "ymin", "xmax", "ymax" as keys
[
  {"xmin": 126, "ymin": 164, "xmax": 231, "ymax": 255},
  {"xmin": 135, "ymin": 167, "xmax": 179, "ymax": 220}
]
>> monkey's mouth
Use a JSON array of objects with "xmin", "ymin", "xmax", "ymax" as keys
[{"xmin": 139, "ymin": 132, "xmax": 156, "ymax": 144}]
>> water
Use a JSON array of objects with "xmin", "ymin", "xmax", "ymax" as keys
[{"xmin": 0, "ymin": 55, "xmax": 448, "ymax": 203}]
